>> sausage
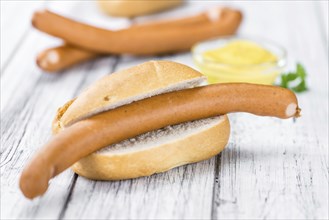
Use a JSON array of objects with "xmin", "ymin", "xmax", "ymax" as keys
[
  {"xmin": 19, "ymin": 83, "xmax": 300, "ymax": 199},
  {"xmin": 31, "ymin": 8, "xmax": 242, "ymax": 55},
  {"xmin": 36, "ymin": 45, "xmax": 98, "ymax": 72},
  {"xmin": 35, "ymin": 8, "xmax": 213, "ymax": 72}
]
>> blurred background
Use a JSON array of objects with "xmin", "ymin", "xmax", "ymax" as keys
[{"xmin": 1, "ymin": 1, "xmax": 328, "ymax": 77}]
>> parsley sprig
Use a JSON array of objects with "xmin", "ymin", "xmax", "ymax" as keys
[{"xmin": 279, "ymin": 63, "xmax": 308, "ymax": 93}]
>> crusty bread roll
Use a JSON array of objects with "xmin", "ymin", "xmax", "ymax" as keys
[
  {"xmin": 97, "ymin": 0, "xmax": 183, "ymax": 17},
  {"xmin": 53, "ymin": 60, "xmax": 230, "ymax": 180}
]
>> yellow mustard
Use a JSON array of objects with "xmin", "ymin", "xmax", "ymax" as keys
[{"xmin": 195, "ymin": 40, "xmax": 281, "ymax": 85}]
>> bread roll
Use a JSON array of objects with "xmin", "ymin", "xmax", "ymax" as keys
[
  {"xmin": 97, "ymin": 0, "xmax": 183, "ymax": 17},
  {"xmin": 53, "ymin": 60, "xmax": 230, "ymax": 180}
]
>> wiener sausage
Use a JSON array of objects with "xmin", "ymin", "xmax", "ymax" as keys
[
  {"xmin": 35, "ymin": 8, "xmax": 215, "ymax": 72},
  {"xmin": 31, "ymin": 8, "xmax": 242, "ymax": 55},
  {"xmin": 37, "ymin": 45, "xmax": 98, "ymax": 72},
  {"xmin": 20, "ymin": 83, "xmax": 299, "ymax": 199}
]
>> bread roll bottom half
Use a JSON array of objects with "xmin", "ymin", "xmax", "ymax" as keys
[{"xmin": 60, "ymin": 115, "xmax": 230, "ymax": 180}]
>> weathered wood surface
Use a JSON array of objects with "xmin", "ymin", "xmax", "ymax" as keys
[{"xmin": 1, "ymin": 1, "xmax": 328, "ymax": 219}]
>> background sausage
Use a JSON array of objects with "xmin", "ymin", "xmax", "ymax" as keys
[
  {"xmin": 36, "ymin": 45, "xmax": 98, "ymax": 72},
  {"xmin": 31, "ymin": 8, "xmax": 242, "ymax": 55},
  {"xmin": 35, "ymin": 9, "xmax": 213, "ymax": 72}
]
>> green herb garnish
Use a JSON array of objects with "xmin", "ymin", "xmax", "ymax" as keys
[{"xmin": 279, "ymin": 63, "xmax": 308, "ymax": 93}]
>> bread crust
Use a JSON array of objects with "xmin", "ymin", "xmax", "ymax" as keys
[{"xmin": 52, "ymin": 98, "xmax": 75, "ymax": 134}]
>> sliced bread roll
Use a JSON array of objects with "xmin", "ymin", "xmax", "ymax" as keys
[{"xmin": 53, "ymin": 60, "xmax": 230, "ymax": 180}]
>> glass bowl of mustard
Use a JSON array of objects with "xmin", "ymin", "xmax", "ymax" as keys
[{"xmin": 192, "ymin": 36, "xmax": 286, "ymax": 85}]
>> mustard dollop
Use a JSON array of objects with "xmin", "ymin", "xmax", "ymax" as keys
[
  {"xmin": 195, "ymin": 40, "xmax": 282, "ymax": 85},
  {"xmin": 203, "ymin": 40, "xmax": 277, "ymax": 65}
]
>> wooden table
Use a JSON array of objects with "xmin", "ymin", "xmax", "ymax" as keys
[{"xmin": 1, "ymin": 1, "xmax": 328, "ymax": 219}]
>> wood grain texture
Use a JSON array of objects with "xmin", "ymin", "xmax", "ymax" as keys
[
  {"xmin": 0, "ymin": 29, "xmax": 117, "ymax": 218},
  {"xmin": 211, "ymin": 1, "xmax": 328, "ymax": 219},
  {"xmin": 1, "ymin": 1, "xmax": 328, "ymax": 219},
  {"xmin": 0, "ymin": 1, "xmax": 118, "ymax": 219}
]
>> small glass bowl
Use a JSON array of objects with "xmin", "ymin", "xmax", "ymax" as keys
[{"xmin": 192, "ymin": 36, "xmax": 287, "ymax": 85}]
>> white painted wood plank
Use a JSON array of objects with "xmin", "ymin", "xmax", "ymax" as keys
[
  {"xmin": 63, "ymin": 159, "xmax": 215, "ymax": 220},
  {"xmin": 0, "ymin": 30, "xmax": 78, "ymax": 218},
  {"xmin": 1, "ymin": 60, "xmax": 116, "ymax": 218},
  {"xmin": 0, "ymin": 28, "xmax": 117, "ymax": 219},
  {"xmin": 214, "ymin": 113, "xmax": 328, "ymax": 219},
  {"xmin": 212, "ymin": 1, "xmax": 328, "ymax": 219},
  {"xmin": 0, "ymin": 0, "xmax": 44, "ymax": 70},
  {"xmin": 0, "ymin": 1, "xmax": 118, "ymax": 217},
  {"xmin": 0, "ymin": 2, "xmax": 118, "ymax": 219}
]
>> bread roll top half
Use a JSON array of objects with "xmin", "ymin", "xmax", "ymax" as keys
[{"xmin": 53, "ymin": 60, "xmax": 207, "ymax": 133}]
